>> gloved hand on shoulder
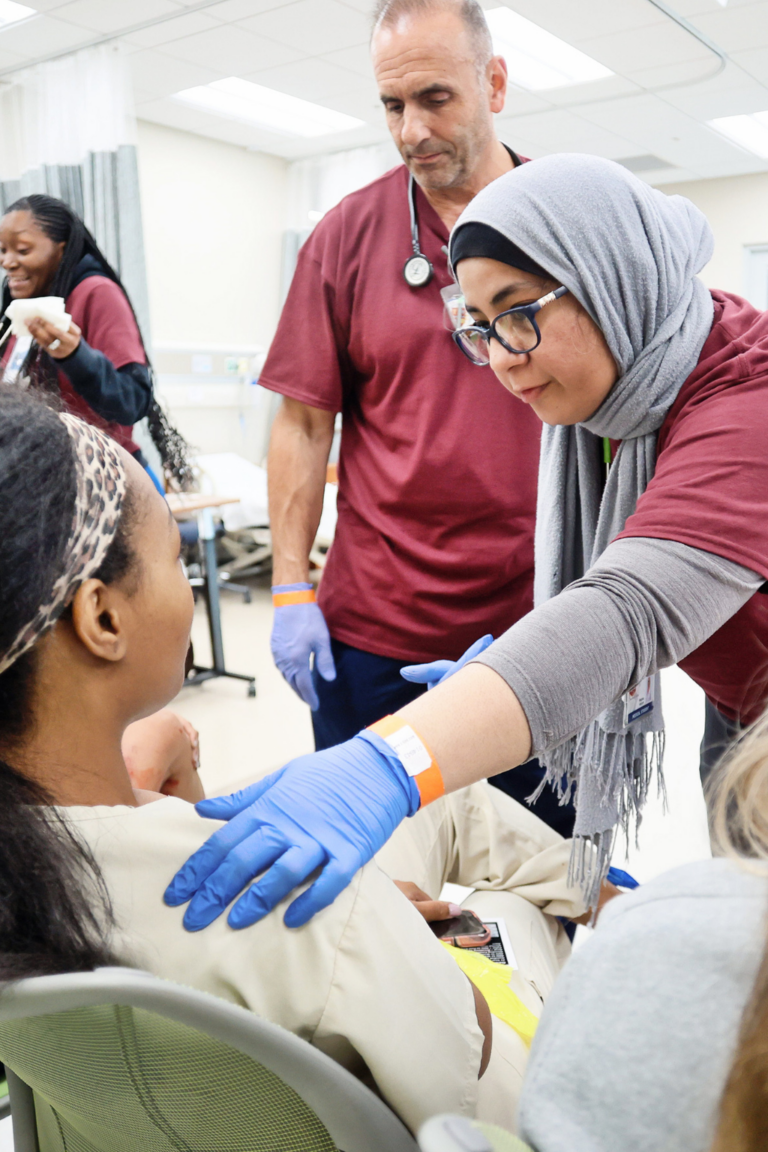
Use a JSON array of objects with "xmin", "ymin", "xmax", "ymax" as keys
[
  {"xmin": 270, "ymin": 582, "xmax": 336, "ymax": 711},
  {"xmin": 164, "ymin": 726, "xmax": 424, "ymax": 930}
]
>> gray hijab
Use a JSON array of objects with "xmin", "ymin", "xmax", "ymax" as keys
[{"xmin": 451, "ymin": 153, "xmax": 715, "ymax": 902}]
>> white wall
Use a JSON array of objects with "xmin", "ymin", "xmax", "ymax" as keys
[
  {"xmin": 136, "ymin": 121, "xmax": 287, "ymax": 350},
  {"xmin": 662, "ymin": 170, "xmax": 768, "ymax": 297}
]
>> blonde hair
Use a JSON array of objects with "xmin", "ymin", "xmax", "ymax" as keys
[{"xmin": 708, "ymin": 711, "xmax": 768, "ymax": 1151}]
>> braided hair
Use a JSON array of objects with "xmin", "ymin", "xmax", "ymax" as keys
[{"xmin": 0, "ymin": 194, "xmax": 194, "ymax": 489}]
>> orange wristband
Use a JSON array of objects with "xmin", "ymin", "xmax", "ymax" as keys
[
  {"xmin": 272, "ymin": 589, "xmax": 316, "ymax": 607},
  {"xmin": 368, "ymin": 714, "xmax": 445, "ymax": 807}
]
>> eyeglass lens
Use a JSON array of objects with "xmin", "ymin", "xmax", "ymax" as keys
[
  {"xmin": 456, "ymin": 311, "xmax": 539, "ymax": 365},
  {"xmin": 495, "ymin": 311, "xmax": 538, "ymax": 352},
  {"xmin": 456, "ymin": 327, "xmax": 492, "ymax": 364}
]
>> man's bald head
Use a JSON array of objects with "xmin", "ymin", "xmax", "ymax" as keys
[
  {"xmin": 371, "ymin": 0, "xmax": 493, "ymax": 75},
  {"xmin": 371, "ymin": 0, "xmax": 507, "ymax": 194}
]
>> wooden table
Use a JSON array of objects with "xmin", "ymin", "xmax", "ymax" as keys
[{"xmin": 168, "ymin": 493, "xmax": 256, "ymax": 697}]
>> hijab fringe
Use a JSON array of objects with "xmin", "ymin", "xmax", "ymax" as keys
[{"xmin": 532, "ymin": 728, "xmax": 666, "ymax": 908}]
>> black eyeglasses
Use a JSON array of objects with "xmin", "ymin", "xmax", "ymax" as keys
[{"xmin": 452, "ymin": 286, "xmax": 569, "ymax": 367}]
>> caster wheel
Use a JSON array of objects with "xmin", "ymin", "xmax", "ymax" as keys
[{"xmin": 247, "ymin": 683, "xmax": 256, "ymax": 698}]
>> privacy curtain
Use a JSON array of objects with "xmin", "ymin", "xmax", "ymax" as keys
[
  {"xmin": 0, "ymin": 44, "xmax": 151, "ymax": 341},
  {"xmin": 281, "ymin": 140, "xmax": 400, "ymax": 299}
]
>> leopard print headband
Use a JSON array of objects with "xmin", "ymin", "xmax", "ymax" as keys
[{"xmin": 0, "ymin": 414, "xmax": 127, "ymax": 677}]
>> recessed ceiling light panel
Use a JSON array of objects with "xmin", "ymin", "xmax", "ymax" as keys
[
  {"xmin": 709, "ymin": 112, "xmax": 768, "ymax": 159},
  {"xmin": 485, "ymin": 7, "xmax": 614, "ymax": 91},
  {"xmin": 173, "ymin": 77, "xmax": 365, "ymax": 138},
  {"xmin": 0, "ymin": 0, "xmax": 37, "ymax": 28}
]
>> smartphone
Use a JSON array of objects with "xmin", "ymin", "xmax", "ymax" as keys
[{"xmin": 430, "ymin": 909, "xmax": 492, "ymax": 948}]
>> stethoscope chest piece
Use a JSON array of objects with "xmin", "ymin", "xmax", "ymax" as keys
[
  {"xmin": 403, "ymin": 253, "xmax": 433, "ymax": 288},
  {"xmin": 403, "ymin": 173, "xmax": 434, "ymax": 288}
]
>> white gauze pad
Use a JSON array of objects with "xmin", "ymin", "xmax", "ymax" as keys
[{"xmin": 5, "ymin": 297, "xmax": 72, "ymax": 338}]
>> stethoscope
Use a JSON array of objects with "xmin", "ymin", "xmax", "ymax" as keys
[
  {"xmin": 402, "ymin": 146, "xmax": 523, "ymax": 290},
  {"xmin": 403, "ymin": 174, "xmax": 435, "ymax": 289}
]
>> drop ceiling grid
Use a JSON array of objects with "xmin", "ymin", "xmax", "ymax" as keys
[{"xmin": 2, "ymin": 0, "xmax": 768, "ymax": 173}]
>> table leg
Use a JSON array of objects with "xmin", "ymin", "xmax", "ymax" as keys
[{"xmin": 186, "ymin": 507, "xmax": 256, "ymax": 697}]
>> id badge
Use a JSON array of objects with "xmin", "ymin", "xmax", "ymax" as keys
[
  {"xmin": 2, "ymin": 334, "xmax": 32, "ymax": 385},
  {"xmin": 622, "ymin": 676, "xmax": 655, "ymax": 727},
  {"xmin": 440, "ymin": 283, "xmax": 470, "ymax": 331}
]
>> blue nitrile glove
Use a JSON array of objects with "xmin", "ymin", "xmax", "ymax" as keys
[
  {"xmin": 164, "ymin": 730, "xmax": 420, "ymax": 931},
  {"xmin": 607, "ymin": 866, "xmax": 640, "ymax": 890},
  {"xmin": 270, "ymin": 582, "xmax": 336, "ymax": 711},
  {"xmin": 400, "ymin": 633, "xmax": 494, "ymax": 690}
]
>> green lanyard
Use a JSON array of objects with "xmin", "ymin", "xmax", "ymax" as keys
[{"xmin": 603, "ymin": 437, "xmax": 612, "ymax": 485}]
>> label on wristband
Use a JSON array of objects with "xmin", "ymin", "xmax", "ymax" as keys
[
  {"xmin": 368, "ymin": 715, "xmax": 445, "ymax": 807},
  {"xmin": 272, "ymin": 589, "xmax": 316, "ymax": 607}
]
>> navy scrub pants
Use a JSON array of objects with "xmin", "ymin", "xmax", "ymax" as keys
[
  {"xmin": 700, "ymin": 698, "xmax": 740, "ymax": 788},
  {"xmin": 311, "ymin": 636, "xmax": 577, "ymax": 839}
]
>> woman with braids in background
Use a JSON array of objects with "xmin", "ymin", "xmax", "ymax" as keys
[{"xmin": 0, "ymin": 193, "xmax": 192, "ymax": 489}]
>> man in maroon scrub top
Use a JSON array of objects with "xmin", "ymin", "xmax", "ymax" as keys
[{"xmin": 261, "ymin": 0, "xmax": 567, "ymax": 829}]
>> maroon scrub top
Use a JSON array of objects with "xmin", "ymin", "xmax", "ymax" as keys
[
  {"xmin": 618, "ymin": 291, "xmax": 768, "ymax": 724},
  {"xmin": 260, "ymin": 164, "xmax": 541, "ymax": 664},
  {"xmin": 1, "ymin": 274, "xmax": 144, "ymax": 454},
  {"xmin": 60, "ymin": 275, "xmax": 145, "ymax": 454}
]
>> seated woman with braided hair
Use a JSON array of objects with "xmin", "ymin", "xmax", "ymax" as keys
[
  {"xmin": 0, "ymin": 193, "xmax": 192, "ymax": 490},
  {"xmin": 0, "ymin": 388, "xmax": 595, "ymax": 1134}
]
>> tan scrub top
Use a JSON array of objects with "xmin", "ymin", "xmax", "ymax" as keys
[{"xmin": 63, "ymin": 796, "xmax": 485, "ymax": 1134}]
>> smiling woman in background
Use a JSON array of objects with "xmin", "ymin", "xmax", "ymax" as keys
[{"xmin": 0, "ymin": 194, "xmax": 191, "ymax": 489}]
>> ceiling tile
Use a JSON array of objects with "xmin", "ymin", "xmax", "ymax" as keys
[
  {"xmin": 665, "ymin": 0, "xmax": 732, "ymax": 15},
  {"xmin": 651, "ymin": 57, "xmax": 766, "ymax": 109},
  {"xmin": 495, "ymin": 107, "xmax": 637, "ymax": 158},
  {"xmin": 123, "ymin": 10, "xmax": 223, "ymax": 48},
  {"xmin": 239, "ymin": 0, "xmax": 370, "ymax": 55},
  {"xmin": 160, "ymin": 22, "xmax": 302, "ymax": 72},
  {"xmin": 730, "ymin": 44, "xmax": 768, "ymax": 86},
  {"xmin": 662, "ymin": 78, "xmax": 768, "ymax": 119},
  {"xmin": 336, "ymin": 0, "xmax": 373, "ymax": 12},
  {"xmin": 683, "ymin": 3, "xmax": 768, "ymax": 53},
  {"xmin": 577, "ymin": 23, "xmax": 713, "ymax": 74},
  {"xmin": 484, "ymin": 0, "xmax": 666, "ymax": 44},
  {"xmin": 0, "ymin": 14, "xmax": 89, "ymax": 57},
  {"xmin": 315, "ymin": 81, "xmax": 385, "ymax": 120},
  {"xmin": 542, "ymin": 73, "xmax": 641, "ymax": 107},
  {"xmin": 128, "ymin": 47, "xmax": 225, "ymax": 96},
  {"xmin": 497, "ymin": 87, "xmax": 555, "ymax": 116},
  {"xmin": 52, "ymin": 0, "xmax": 183, "ymax": 34},
  {"xmin": 137, "ymin": 93, "xmax": 386, "ymax": 157},
  {"xmin": 203, "ymin": 0, "xmax": 297, "ymax": 18},
  {"xmin": 623, "ymin": 55, "xmax": 730, "ymax": 90},
  {"xmin": 575, "ymin": 91, "xmax": 759, "ymax": 174},
  {"xmin": 322, "ymin": 41, "xmax": 371, "ymax": 77},
  {"xmin": 18, "ymin": 0, "xmax": 73, "ymax": 9},
  {"xmin": 577, "ymin": 92, "xmax": 698, "ymax": 139},
  {"xmin": 244, "ymin": 56, "xmax": 364, "ymax": 103}
]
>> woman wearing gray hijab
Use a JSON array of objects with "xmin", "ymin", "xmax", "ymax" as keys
[{"xmin": 164, "ymin": 154, "xmax": 768, "ymax": 947}]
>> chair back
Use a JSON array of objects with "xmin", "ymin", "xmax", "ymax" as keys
[{"xmin": 0, "ymin": 968, "xmax": 418, "ymax": 1152}]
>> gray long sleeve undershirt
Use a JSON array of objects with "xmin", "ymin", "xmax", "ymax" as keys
[{"xmin": 474, "ymin": 537, "xmax": 764, "ymax": 756}]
